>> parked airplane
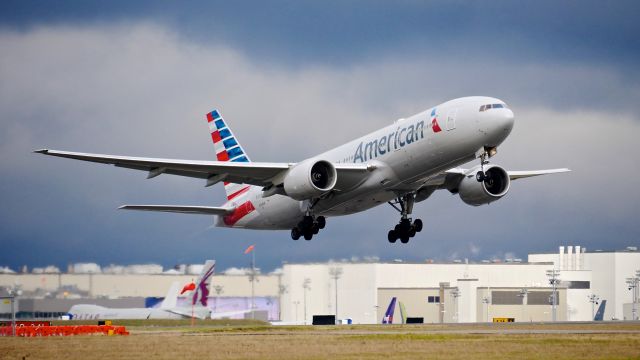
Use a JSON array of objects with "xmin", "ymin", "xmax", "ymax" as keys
[
  {"xmin": 68, "ymin": 260, "xmax": 215, "ymax": 320},
  {"xmin": 37, "ymin": 96, "xmax": 569, "ymax": 243}
]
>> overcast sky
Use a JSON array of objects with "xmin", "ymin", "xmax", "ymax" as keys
[{"xmin": 1, "ymin": 1, "xmax": 639, "ymax": 272}]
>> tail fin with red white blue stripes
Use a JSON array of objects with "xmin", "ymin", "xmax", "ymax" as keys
[{"xmin": 206, "ymin": 109, "xmax": 251, "ymax": 200}]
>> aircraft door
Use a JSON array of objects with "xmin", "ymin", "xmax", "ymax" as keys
[{"xmin": 446, "ymin": 109, "xmax": 457, "ymax": 131}]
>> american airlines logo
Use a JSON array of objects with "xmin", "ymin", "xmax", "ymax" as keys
[{"xmin": 353, "ymin": 108, "xmax": 439, "ymax": 163}]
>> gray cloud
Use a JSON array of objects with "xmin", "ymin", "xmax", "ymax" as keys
[{"xmin": 1, "ymin": 23, "xmax": 638, "ymax": 270}]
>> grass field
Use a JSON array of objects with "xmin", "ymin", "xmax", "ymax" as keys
[{"xmin": 2, "ymin": 321, "xmax": 639, "ymax": 359}]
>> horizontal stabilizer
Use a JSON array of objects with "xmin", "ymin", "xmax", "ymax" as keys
[{"xmin": 119, "ymin": 205, "xmax": 234, "ymax": 215}]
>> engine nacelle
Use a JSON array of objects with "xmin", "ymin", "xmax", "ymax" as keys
[
  {"xmin": 283, "ymin": 159, "xmax": 337, "ymax": 200},
  {"xmin": 458, "ymin": 164, "xmax": 510, "ymax": 206}
]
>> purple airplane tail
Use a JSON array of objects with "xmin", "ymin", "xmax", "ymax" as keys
[
  {"xmin": 191, "ymin": 260, "xmax": 215, "ymax": 307},
  {"xmin": 382, "ymin": 297, "xmax": 397, "ymax": 324}
]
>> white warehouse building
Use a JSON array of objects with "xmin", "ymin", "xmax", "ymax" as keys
[
  {"xmin": 280, "ymin": 245, "xmax": 638, "ymax": 324},
  {"xmin": 2, "ymin": 245, "xmax": 638, "ymax": 323}
]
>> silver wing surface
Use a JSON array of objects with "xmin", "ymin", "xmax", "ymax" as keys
[{"xmin": 35, "ymin": 149, "xmax": 370, "ymax": 190}]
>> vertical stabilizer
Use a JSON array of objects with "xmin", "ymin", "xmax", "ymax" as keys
[
  {"xmin": 206, "ymin": 109, "xmax": 251, "ymax": 200},
  {"xmin": 399, "ymin": 301, "xmax": 407, "ymax": 324},
  {"xmin": 382, "ymin": 297, "xmax": 397, "ymax": 324},
  {"xmin": 191, "ymin": 260, "xmax": 216, "ymax": 307},
  {"xmin": 159, "ymin": 282, "xmax": 180, "ymax": 309},
  {"xmin": 594, "ymin": 300, "xmax": 607, "ymax": 321}
]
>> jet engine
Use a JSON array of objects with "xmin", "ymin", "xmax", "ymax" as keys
[
  {"xmin": 458, "ymin": 164, "xmax": 510, "ymax": 206},
  {"xmin": 283, "ymin": 159, "xmax": 337, "ymax": 200}
]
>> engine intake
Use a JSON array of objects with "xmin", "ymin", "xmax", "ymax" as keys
[
  {"xmin": 283, "ymin": 159, "xmax": 337, "ymax": 200},
  {"xmin": 458, "ymin": 164, "xmax": 510, "ymax": 206}
]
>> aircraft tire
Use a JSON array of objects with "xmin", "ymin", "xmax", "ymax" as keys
[
  {"xmin": 476, "ymin": 171, "xmax": 485, "ymax": 182},
  {"xmin": 303, "ymin": 231, "xmax": 313, "ymax": 241},
  {"xmin": 409, "ymin": 227, "xmax": 416, "ymax": 238},
  {"xmin": 400, "ymin": 234, "xmax": 410, "ymax": 243},
  {"xmin": 317, "ymin": 216, "xmax": 326, "ymax": 229},
  {"xmin": 413, "ymin": 219, "xmax": 423, "ymax": 232},
  {"xmin": 291, "ymin": 228, "xmax": 301, "ymax": 240},
  {"xmin": 312, "ymin": 224, "xmax": 319, "ymax": 235},
  {"xmin": 388, "ymin": 230, "xmax": 397, "ymax": 243}
]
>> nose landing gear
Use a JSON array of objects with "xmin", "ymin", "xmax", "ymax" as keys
[{"xmin": 387, "ymin": 193, "xmax": 423, "ymax": 244}]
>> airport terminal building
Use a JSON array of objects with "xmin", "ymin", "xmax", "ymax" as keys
[{"xmin": 1, "ymin": 245, "xmax": 638, "ymax": 323}]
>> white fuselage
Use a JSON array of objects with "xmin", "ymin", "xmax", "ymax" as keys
[
  {"xmin": 68, "ymin": 304, "xmax": 210, "ymax": 320},
  {"xmin": 216, "ymin": 96, "xmax": 514, "ymax": 229}
]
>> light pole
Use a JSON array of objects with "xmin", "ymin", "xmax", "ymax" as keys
[
  {"xmin": 546, "ymin": 269, "xmax": 560, "ymax": 322},
  {"xmin": 293, "ymin": 300, "xmax": 300, "ymax": 322},
  {"xmin": 450, "ymin": 288, "xmax": 461, "ymax": 323},
  {"xmin": 302, "ymin": 278, "xmax": 311, "ymax": 325},
  {"xmin": 329, "ymin": 266, "xmax": 343, "ymax": 324},
  {"xmin": 587, "ymin": 294, "xmax": 599, "ymax": 320},
  {"xmin": 626, "ymin": 271, "xmax": 639, "ymax": 321},
  {"xmin": 518, "ymin": 288, "xmax": 528, "ymax": 322},
  {"xmin": 213, "ymin": 285, "xmax": 224, "ymax": 313},
  {"xmin": 278, "ymin": 284, "xmax": 288, "ymax": 321}
]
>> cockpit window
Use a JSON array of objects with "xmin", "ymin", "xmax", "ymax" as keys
[{"xmin": 479, "ymin": 103, "xmax": 508, "ymax": 112}]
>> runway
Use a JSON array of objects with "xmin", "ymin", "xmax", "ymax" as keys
[{"xmin": 2, "ymin": 321, "xmax": 639, "ymax": 359}]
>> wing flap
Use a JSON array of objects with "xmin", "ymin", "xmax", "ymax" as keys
[{"xmin": 119, "ymin": 205, "xmax": 235, "ymax": 215}]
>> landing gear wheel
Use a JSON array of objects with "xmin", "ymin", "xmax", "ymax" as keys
[
  {"xmin": 312, "ymin": 224, "xmax": 319, "ymax": 235},
  {"xmin": 387, "ymin": 193, "xmax": 419, "ymax": 244},
  {"xmin": 316, "ymin": 216, "xmax": 326, "ymax": 229},
  {"xmin": 388, "ymin": 230, "xmax": 397, "ymax": 243},
  {"xmin": 303, "ymin": 231, "xmax": 313, "ymax": 241},
  {"xmin": 291, "ymin": 228, "xmax": 301, "ymax": 240},
  {"xmin": 476, "ymin": 171, "xmax": 485, "ymax": 182},
  {"xmin": 413, "ymin": 219, "xmax": 423, "ymax": 232},
  {"xmin": 400, "ymin": 234, "xmax": 410, "ymax": 243}
]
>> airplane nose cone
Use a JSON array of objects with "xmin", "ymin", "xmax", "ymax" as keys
[
  {"xmin": 502, "ymin": 108, "xmax": 515, "ymax": 133},
  {"xmin": 480, "ymin": 108, "xmax": 515, "ymax": 147}
]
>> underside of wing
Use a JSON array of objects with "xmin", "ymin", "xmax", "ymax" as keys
[
  {"xmin": 119, "ymin": 205, "xmax": 234, "ymax": 215},
  {"xmin": 35, "ymin": 149, "xmax": 374, "ymax": 196},
  {"xmin": 35, "ymin": 149, "xmax": 289, "ymax": 187}
]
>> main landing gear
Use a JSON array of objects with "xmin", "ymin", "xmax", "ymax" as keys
[
  {"xmin": 291, "ymin": 215, "xmax": 326, "ymax": 241},
  {"xmin": 387, "ymin": 193, "xmax": 423, "ymax": 244}
]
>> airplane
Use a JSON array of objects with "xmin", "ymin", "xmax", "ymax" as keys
[
  {"xmin": 36, "ymin": 96, "xmax": 569, "ymax": 243},
  {"xmin": 68, "ymin": 260, "xmax": 215, "ymax": 320}
]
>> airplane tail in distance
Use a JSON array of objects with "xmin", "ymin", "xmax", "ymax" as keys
[
  {"xmin": 399, "ymin": 301, "xmax": 407, "ymax": 324},
  {"xmin": 382, "ymin": 297, "xmax": 397, "ymax": 324},
  {"xmin": 159, "ymin": 282, "xmax": 181, "ymax": 309},
  {"xmin": 206, "ymin": 109, "xmax": 251, "ymax": 200},
  {"xmin": 594, "ymin": 300, "xmax": 607, "ymax": 321},
  {"xmin": 187, "ymin": 260, "xmax": 216, "ymax": 307}
]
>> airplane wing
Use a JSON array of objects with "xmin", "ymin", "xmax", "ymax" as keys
[
  {"xmin": 35, "ymin": 149, "xmax": 370, "ymax": 190},
  {"xmin": 424, "ymin": 167, "xmax": 571, "ymax": 186},
  {"xmin": 506, "ymin": 168, "xmax": 571, "ymax": 180},
  {"xmin": 413, "ymin": 167, "xmax": 570, "ymax": 201},
  {"xmin": 119, "ymin": 205, "xmax": 234, "ymax": 215}
]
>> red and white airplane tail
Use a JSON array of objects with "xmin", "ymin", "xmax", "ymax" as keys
[{"xmin": 206, "ymin": 109, "xmax": 252, "ymax": 201}]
